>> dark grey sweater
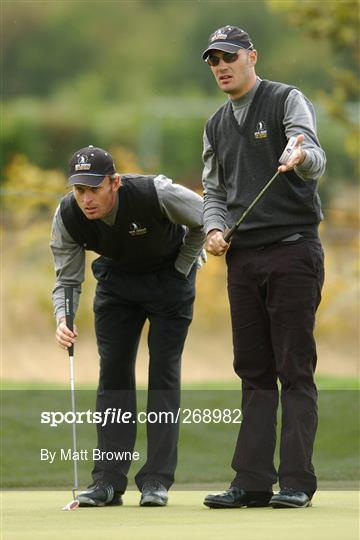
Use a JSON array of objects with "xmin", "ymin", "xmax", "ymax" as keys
[
  {"xmin": 202, "ymin": 78, "xmax": 326, "ymax": 248},
  {"xmin": 205, "ymin": 80, "xmax": 323, "ymax": 248},
  {"xmin": 60, "ymin": 175, "xmax": 185, "ymax": 272}
]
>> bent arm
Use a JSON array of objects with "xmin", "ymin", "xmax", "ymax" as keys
[
  {"xmin": 50, "ymin": 206, "xmax": 85, "ymax": 323},
  {"xmin": 154, "ymin": 175, "xmax": 205, "ymax": 276},
  {"xmin": 202, "ymin": 130, "xmax": 228, "ymax": 236},
  {"xmin": 283, "ymin": 89, "xmax": 326, "ymax": 180},
  {"xmin": 201, "ymin": 130, "xmax": 229, "ymax": 255}
]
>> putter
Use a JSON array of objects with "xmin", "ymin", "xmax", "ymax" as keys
[
  {"xmin": 224, "ymin": 137, "xmax": 297, "ymax": 242},
  {"xmin": 62, "ymin": 286, "xmax": 80, "ymax": 511}
]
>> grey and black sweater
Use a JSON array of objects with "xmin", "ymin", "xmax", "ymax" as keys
[{"xmin": 203, "ymin": 79, "xmax": 326, "ymax": 248}]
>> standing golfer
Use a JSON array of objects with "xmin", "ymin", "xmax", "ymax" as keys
[
  {"xmin": 51, "ymin": 145, "xmax": 205, "ymax": 507},
  {"xmin": 201, "ymin": 26, "xmax": 325, "ymax": 509}
]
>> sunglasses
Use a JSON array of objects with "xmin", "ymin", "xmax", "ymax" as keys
[{"xmin": 206, "ymin": 51, "xmax": 239, "ymax": 67}]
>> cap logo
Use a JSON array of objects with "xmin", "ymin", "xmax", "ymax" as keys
[
  {"xmin": 75, "ymin": 154, "xmax": 91, "ymax": 171},
  {"xmin": 211, "ymin": 30, "xmax": 228, "ymax": 42}
]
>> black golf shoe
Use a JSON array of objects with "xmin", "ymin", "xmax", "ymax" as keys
[
  {"xmin": 76, "ymin": 481, "xmax": 123, "ymax": 507},
  {"xmin": 140, "ymin": 481, "xmax": 168, "ymax": 507},
  {"xmin": 204, "ymin": 486, "xmax": 273, "ymax": 509},
  {"xmin": 270, "ymin": 488, "xmax": 312, "ymax": 508}
]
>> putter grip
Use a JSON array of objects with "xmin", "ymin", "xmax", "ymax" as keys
[
  {"xmin": 64, "ymin": 287, "xmax": 74, "ymax": 356},
  {"xmin": 223, "ymin": 225, "xmax": 237, "ymax": 243}
]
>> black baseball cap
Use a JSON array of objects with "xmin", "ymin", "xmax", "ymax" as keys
[
  {"xmin": 68, "ymin": 145, "xmax": 116, "ymax": 187},
  {"xmin": 202, "ymin": 25, "xmax": 254, "ymax": 60}
]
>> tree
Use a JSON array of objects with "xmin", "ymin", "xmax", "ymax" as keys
[{"xmin": 267, "ymin": 0, "xmax": 359, "ymax": 167}]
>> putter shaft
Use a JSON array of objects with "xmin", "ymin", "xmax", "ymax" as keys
[
  {"xmin": 224, "ymin": 170, "xmax": 280, "ymax": 243},
  {"xmin": 65, "ymin": 287, "xmax": 78, "ymax": 499},
  {"xmin": 69, "ymin": 354, "xmax": 78, "ymax": 494}
]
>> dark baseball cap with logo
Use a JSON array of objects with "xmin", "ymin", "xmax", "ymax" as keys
[
  {"xmin": 202, "ymin": 25, "xmax": 254, "ymax": 60},
  {"xmin": 68, "ymin": 145, "xmax": 116, "ymax": 187}
]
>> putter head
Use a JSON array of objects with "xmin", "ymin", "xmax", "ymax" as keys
[{"xmin": 62, "ymin": 499, "xmax": 80, "ymax": 511}]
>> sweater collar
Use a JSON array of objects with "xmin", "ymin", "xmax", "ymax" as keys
[
  {"xmin": 100, "ymin": 191, "xmax": 119, "ymax": 226},
  {"xmin": 231, "ymin": 77, "xmax": 262, "ymax": 110}
]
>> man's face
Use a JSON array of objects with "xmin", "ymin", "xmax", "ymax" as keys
[
  {"xmin": 208, "ymin": 48, "xmax": 257, "ymax": 99},
  {"xmin": 73, "ymin": 176, "xmax": 120, "ymax": 220}
]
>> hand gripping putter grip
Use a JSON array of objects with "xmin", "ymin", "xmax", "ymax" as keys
[
  {"xmin": 223, "ymin": 136, "xmax": 298, "ymax": 243},
  {"xmin": 62, "ymin": 287, "xmax": 80, "ymax": 511}
]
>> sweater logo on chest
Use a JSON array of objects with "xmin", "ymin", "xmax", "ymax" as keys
[
  {"xmin": 254, "ymin": 121, "xmax": 268, "ymax": 139},
  {"xmin": 128, "ymin": 222, "xmax": 147, "ymax": 236}
]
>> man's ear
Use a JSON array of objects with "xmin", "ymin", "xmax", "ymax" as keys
[
  {"xmin": 248, "ymin": 49, "xmax": 257, "ymax": 66},
  {"xmin": 112, "ymin": 174, "xmax": 121, "ymax": 191}
]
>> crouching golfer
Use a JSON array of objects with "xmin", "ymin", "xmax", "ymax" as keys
[{"xmin": 51, "ymin": 145, "xmax": 205, "ymax": 507}]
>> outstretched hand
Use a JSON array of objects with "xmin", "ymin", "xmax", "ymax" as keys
[{"xmin": 278, "ymin": 134, "xmax": 306, "ymax": 173}]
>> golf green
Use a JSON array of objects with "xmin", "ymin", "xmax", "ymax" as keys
[{"xmin": 2, "ymin": 490, "xmax": 359, "ymax": 540}]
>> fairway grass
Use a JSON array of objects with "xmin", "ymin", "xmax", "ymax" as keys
[{"xmin": 2, "ymin": 490, "xmax": 359, "ymax": 540}]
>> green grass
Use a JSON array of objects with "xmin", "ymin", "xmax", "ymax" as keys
[
  {"xmin": 2, "ymin": 374, "xmax": 359, "ymax": 390},
  {"xmin": 2, "ymin": 491, "xmax": 360, "ymax": 540}
]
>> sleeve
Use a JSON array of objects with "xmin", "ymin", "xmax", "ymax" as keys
[
  {"xmin": 283, "ymin": 89, "xmax": 326, "ymax": 180},
  {"xmin": 153, "ymin": 175, "xmax": 205, "ymax": 276},
  {"xmin": 201, "ymin": 129, "xmax": 228, "ymax": 235},
  {"xmin": 50, "ymin": 205, "xmax": 85, "ymax": 323}
]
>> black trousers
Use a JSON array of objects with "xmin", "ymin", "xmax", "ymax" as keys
[
  {"xmin": 90, "ymin": 258, "xmax": 196, "ymax": 492},
  {"xmin": 226, "ymin": 238, "xmax": 324, "ymax": 495}
]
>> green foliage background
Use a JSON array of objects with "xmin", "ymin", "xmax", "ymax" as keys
[{"xmin": 2, "ymin": 0, "xmax": 359, "ymax": 189}]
